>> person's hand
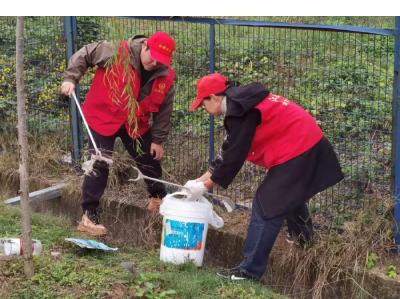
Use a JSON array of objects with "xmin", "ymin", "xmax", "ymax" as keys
[
  {"xmin": 184, "ymin": 180, "xmax": 207, "ymax": 199},
  {"xmin": 60, "ymin": 81, "xmax": 75, "ymax": 96},
  {"xmin": 150, "ymin": 143, "xmax": 164, "ymax": 160},
  {"xmin": 198, "ymin": 171, "xmax": 212, "ymax": 182}
]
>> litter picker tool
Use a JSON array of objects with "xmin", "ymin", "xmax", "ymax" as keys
[
  {"xmin": 70, "ymin": 91, "xmax": 113, "ymax": 175},
  {"xmin": 129, "ymin": 166, "xmax": 236, "ymax": 212}
]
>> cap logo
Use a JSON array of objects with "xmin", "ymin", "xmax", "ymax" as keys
[{"xmin": 158, "ymin": 44, "xmax": 172, "ymax": 54}]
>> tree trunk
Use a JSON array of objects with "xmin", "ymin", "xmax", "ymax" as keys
[{"xmin": 16, "ymin": 16, "xmax": 34, "ymax": 278}]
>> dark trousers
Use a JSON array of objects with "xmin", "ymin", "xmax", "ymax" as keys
[
  {"xmin": 239, "ymin": 199, "xmax": 313, "ymax": 280},
  {"xmin": 82, "ymin": 126, "xmax": 166, "ymax": 212}
]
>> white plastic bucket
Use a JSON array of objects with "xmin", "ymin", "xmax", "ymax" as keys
[
  {"xmin": 0, "ymin": 238, "xmax": 20, "ymax": 256},
  {"xmin": 0, "ymin": 238, "xmax": 42, "ymax": 256},
  {"xmin": 159, "ymin": 192, "xmax": 223, "ymax": 267}
]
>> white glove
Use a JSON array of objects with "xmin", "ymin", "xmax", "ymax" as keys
[
  {"xmin": 184, "ymin": 180, "xmax": 207, "ymax": 200},
  {"xmin": 184, "ymin": 180, "xmax": 198, "ymax": 189}
]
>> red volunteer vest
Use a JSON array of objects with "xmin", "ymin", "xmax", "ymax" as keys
[
  {"xmin": 82, "ymin": 41, "xmax": 174, "ymax": 138},
  {"xmin": 246, "ymin": 93, "xmax": 324, "ymax": 169}
]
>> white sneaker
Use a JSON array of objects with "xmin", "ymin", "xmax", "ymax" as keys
[{"xmin": 216, "ymin": 267, "xmax": 257, "ymax": 281}]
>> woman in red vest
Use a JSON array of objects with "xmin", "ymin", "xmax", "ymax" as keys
[
  {"xmin": 60, "ymin": 32, "xmax": 176, "ymax": 236},
  {"xmin": 187, "ymin": 73, "xmax": 343, "ymax": 281}
]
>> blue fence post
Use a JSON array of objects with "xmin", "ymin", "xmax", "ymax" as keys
[
  {"xmin": 209, "ymin": 23, "xmax": 215, "ymax": 166},
  {"xmin": 393, "ymin": 16, "xmax": 400, "ymax": 253},
  {"xmin": 63, "ymin": 16, "xmax": 83, "ymax": 165}
]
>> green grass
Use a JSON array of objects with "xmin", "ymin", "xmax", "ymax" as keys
[{"xmin": 0, "ymin": 204, "xmax": 286, "ymax": 299}]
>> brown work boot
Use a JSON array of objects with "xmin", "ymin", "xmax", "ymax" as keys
[
  {"xmin": 146, "ymin": 197, "xmax": 162, "ymax": 213},
  {"xmin": 77, "ymin": 210, "xmax": 108, "ymax": 236}
]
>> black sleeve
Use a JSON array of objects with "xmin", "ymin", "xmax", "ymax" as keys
[{"xmin": 210, "ymin": 109, "xmax": 261, "ymax": 189}]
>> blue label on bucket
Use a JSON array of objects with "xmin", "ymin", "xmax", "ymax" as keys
[{"xmin": 162, "ymin": 219, "xmax": 204, "ymax": 250}]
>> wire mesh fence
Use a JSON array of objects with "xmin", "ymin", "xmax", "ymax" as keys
[
  {"xmin": 0, "ymin": 16, "xmax": 70, "ymax": 148},
  {"xmin": 0, "ymin": 16, "xmax": 396, "ymax": 225},
  {"xmin": 211, "ymin": 23, "xmax": 394, "ymax": 223}
]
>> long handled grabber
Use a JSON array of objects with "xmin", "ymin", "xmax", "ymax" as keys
[
  {"xmin": 70, "ymin": 91, "xmax": 113, "ymax": 175},
  {"xmin": 129, "ymin": 166, "xmax": 236, "ymax": 212}
]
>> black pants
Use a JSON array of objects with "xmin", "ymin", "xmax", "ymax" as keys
[{"xmin": 81, "ymin": 126, "xmax": 166, "ymax": 212}]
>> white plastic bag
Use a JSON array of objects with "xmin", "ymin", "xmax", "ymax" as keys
[{"xmin": 160, "ymin": 192, "xmax": 224, "ymax": 229}]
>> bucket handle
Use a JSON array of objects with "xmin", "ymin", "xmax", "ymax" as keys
[{"xmin": 169, "ymin": 192, "xmax": 190, "ymax": 199}]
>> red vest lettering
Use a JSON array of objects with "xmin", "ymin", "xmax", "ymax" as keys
[{"xmin": 246, "ymin": 93, "xmax": 324, "ymax": 169}]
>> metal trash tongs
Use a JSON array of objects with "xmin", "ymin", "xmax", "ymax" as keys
[
  {"xmin": 71, "ymin": 91, "xmax": 101, "ymax": 156},
  {"xmin": 129, "ymin": 167, "xmax": 235, "ymax": 212}
]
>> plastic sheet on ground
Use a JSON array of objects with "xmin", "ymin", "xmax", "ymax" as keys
[{"xmin": 65, "ymin": 238, "xmax": 118, "ymax": 251}]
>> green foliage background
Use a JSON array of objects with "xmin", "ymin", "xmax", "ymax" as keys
[{"xmin": 0, "ymin": 16, "xmax": 396, "ymax": 220}]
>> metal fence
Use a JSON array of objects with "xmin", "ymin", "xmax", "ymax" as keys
[
  {"xmin": 1, "ymin": 16, "xmax": 399, "ymax": 232},
  {"xmin": 0, "ymin": 17, "xmax": 70, "ymax": 147}
]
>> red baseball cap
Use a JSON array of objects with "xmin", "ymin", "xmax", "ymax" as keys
[
  {"xmin": 146, "ymin": 31, "xmax": 176, "ymax": 67},
  {"xmin": 189, "ymin": 73, "xmax": 227, "ymax": 112}
]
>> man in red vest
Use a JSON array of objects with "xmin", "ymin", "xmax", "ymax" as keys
[
  {"xmin": 60, "ymin": 32, "xmax": 176, "ymax": 236},
  {"xmin": 187, "ymin": 73, "xmax": 343, "ymax": 281}
]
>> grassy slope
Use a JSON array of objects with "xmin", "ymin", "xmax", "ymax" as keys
[{"xmin": 0, "ymin": 204, "xmax": 286, "ymax": 299}]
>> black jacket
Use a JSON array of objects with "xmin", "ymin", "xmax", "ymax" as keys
[{"xmin": 210, "ymin": 83, "xmax": 269, "ymax": 188}]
